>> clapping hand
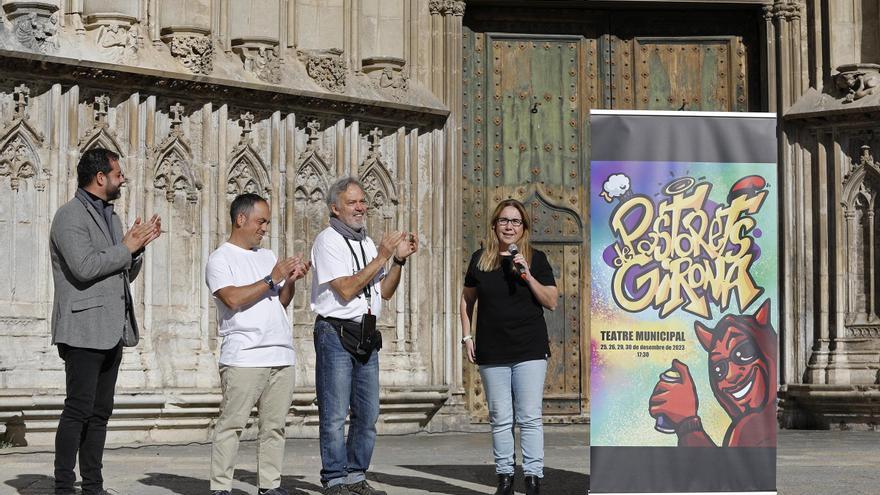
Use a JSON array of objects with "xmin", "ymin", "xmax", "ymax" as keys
[
  {"xmin": 122, "ymin": 214, "xmax": 162, "ymax": 254},
  {"xmin": 395, "ymin": 232, "xmax": 419, "ymax": 261},
  {"xmin": 378, "ymin": 231, "xmax": 408, "ymax": 261},
  {"xmin": 271, "ymin": 256, "xmax": 300, "ymax": 285},
  {"xmin": 288, "ymin": 256, "xmax": 311, "ymax": 282}
]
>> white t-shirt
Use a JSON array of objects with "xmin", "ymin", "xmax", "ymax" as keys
[
  {"xmin": 310, "ymin": 227, "xmax": 385, "ymax": 321},
  {"xmin": 205, "ymin": 242, "xmax": 295, "ymax": 367}
]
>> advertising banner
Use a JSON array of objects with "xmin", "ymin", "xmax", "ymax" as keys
[{"xmin": 589, "ymin": 110, "xmax": 778, "ymax": 495}]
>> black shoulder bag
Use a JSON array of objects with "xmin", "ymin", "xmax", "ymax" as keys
[{"xmin": 332, "ymin": 239, "xmax": 382, "ymax": 361}]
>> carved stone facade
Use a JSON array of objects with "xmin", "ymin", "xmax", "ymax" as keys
[
  {"xmin": 298, "ymin": 49, "xmax": 348, "ymax": 92},
  {"xmin": 4, "ymin": 0, "xmax": 878, "ymax": 445},
  {"xmin": 0, "ymin": 0, "xmax": 457, "ymax": 446},
  {"xmin": 775, "ymin": 0, "xmax": 880, "ymax": 428}
]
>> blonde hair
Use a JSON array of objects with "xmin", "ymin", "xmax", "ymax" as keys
[{"xmin": 477, "ymin": 199, "xmax": 533, "ymax": 271}]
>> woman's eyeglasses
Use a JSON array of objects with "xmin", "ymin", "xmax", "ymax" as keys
[{"xmin": 496, "ymin": 217, "xmax": 523, "ymax": 227}]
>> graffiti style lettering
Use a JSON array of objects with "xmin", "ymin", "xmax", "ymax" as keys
[{"xmin": 609, "ymin": 179, "xmax": 767, "ymax": 318}]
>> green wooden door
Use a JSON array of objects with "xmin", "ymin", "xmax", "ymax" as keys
[{"xmin": 462, "ymin": 3, "xmax": 761, "ymax": 420}]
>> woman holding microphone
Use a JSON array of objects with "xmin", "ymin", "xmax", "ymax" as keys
[{"xmin": 460, "ymin": 199, "xmax": 558, "ymax": 495}]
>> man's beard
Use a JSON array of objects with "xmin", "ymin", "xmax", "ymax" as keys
[{"xmin": 105, "ymin": 183, "xmax": 122, "ymax": 201}]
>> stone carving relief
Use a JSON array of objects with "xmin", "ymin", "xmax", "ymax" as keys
[
  {"xmin": 296, "ymin": 119, "xmax": 331, "ymax": 199},
  {"xmin": 362, "ymin": 57, "xmax": 408, "ymax": 101},
  {"xmin": 0, "ymin": 84, "xmax": 46, "ymax": 191},
  {"xmin": 97, "ymin": 23, "xmax": 140, "ymax": 63},
  {"xmin": 233, "ymin": 42, "xmax": 282, "ymax": 84},
  {"xmin": 359, "ymin": 128, "xmax": 398, "ymax": 218},
  {"xmin": 294, "ymin": 119, "xmax": 332, "ymax": 270},
  {"xmin": 152, "ymin": 104, "xmax": 201, "ymax": 203},
  {"xmin": 835, "ymin": 64, "xmax": 880, "ymax": 103},
  {"xmin": 12, "ymin": 12, "xmax": 60, "ymax": 53},
  {"xmin": 226, "ymin": 112, "xmax": 270, "ymax": 201},
  {"xmin": 762, "ymin": 1, "xmax": 801, "ymax": 22},
  {"xmin": 0, "ymin": 137, "xmax": 38, "ymax": 191},
  {"xmin": 429, "ymin": 0, "xmax": 465, "ymax": 16},
  {"xmin": 298, "ymin": 49, "xmax": 347, "ymax": 93},
  {"xmin": 841, "ymin": 145, "xmax": 880, "ymax": 327},
  {"xmin": 79, "ymin": 95, "xmax": 125, "ymax": 155},
  {"xmin": 169, "ymin": 34, "xmax": 214, "ymax": 75}
]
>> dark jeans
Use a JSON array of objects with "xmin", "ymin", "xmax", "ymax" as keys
[{"xmin": 54, "ymin": 341, "xmax": 122, "ymax": 495}]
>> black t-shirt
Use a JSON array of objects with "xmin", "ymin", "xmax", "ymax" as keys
[{"xmin": 464, "ymin": 248, "xmax": 556, "ymax": 365}]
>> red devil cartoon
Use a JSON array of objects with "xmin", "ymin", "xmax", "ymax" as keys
[{"xmin": 648, "ymin": 299, "xmax": 777, "ymax": 447}]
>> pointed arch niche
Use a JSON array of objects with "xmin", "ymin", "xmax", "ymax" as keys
[
  {"xmin": 226, "ymin": 141, "xmax": 271, "ymax": 202},
  {"xmin": 841, "ymin": 145, "xmax": 880, "ymax": 329},
  {"xmin": 146, "ymin": 116, "xmax": 207, "ymax": 388},
  {"xmin": 291, "ymin": 131, "xmax": 333, "ymax": 318},
  {"xmin": 358, "ymin": 131, "xmax": 398, "ymax": 237},
  {"xmin": 357, "ymin": 130, "xmax": 400, "ymax": 330},
  {"xmin": 0, "ymin": 110, "xmax": 50, "ymax": 325}
]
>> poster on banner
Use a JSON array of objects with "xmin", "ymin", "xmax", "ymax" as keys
[{"xmin": 589, "ymin": 110, "xmax": 778, "ymax": 495}]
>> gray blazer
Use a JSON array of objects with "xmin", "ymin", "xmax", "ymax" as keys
[{"xmin": 50, "ymin": 194, "xmax": 143, "ymax": 350}]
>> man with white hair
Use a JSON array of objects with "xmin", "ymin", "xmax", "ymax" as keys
[{"xmin": 310, "ymin": 177, "xmax": 418, "ymax": 495}]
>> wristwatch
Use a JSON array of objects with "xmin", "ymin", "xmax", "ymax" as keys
[
  {"xmin": 262, "ymin": 274, "xmax": 276, "ymax": 290},
  {"xmin": 461, "ymin": 335, "xmax": 473, "ymax": 345},
  {"xmin": 392, "ymin": 256, "xmax": 406, "ymax": 266}
]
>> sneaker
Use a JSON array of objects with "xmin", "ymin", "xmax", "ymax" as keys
[
  {"xmin": 211, "ymin": 491, "xmax": 231, "ymax": 495},
  {"xmin": 322, "ymin": 485, "xmax": 352, "ymax": 495},
  {"xmin": 344, "ymin": 480, "xmax": 387, "ymax": 495},
  {"xmin": 259, "ymin": 489, "xmax": 289, "ymax": 495}
]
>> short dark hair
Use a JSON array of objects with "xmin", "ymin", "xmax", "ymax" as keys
[
  {"xmin": 229, "ymin": 193, "xmax": 267, "ymax": 227},
  {"xmin": 77, "ymin": 148, "xmax": 120, "ymax": 188}
]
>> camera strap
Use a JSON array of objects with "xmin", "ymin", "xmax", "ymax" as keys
[{"xmin": 344, "ymin": 238, "xmax": 372, "ymax": 311}]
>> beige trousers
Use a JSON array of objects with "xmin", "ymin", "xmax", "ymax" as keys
[{"xmin": 209, "ymin": 365, "xmax": 295, "ymax": 491}]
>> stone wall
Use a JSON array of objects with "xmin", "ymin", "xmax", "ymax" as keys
[
  {"xmin": 0, "ymin": 0, "xmax": 467, "ymax": 445},
  {"xmin": 776, "ymin": 0, "xmax": 880, "ymax": 428}
]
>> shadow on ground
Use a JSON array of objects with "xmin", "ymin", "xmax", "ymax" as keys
[
  {"xmin": 5, "ymin": 474, "xmax": 57, "ymax": 494},
  {"xmin": 369, "ymin": 465, "xmax": 589, "ymax": 495},
  {"xmin": 139, "ymin": 470, "xmax": 322, "ymax": 495}
]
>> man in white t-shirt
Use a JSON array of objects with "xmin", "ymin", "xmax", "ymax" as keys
[
  {"xmin": 310, "ymin": 177, "xmax": 418, "ymax": 495},
  {"xmin": 205, "ymin": 193, "xmax": 310, "ymax": 495}
]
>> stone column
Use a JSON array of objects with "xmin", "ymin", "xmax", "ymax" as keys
[
  {"xmin": 360, "ymin": 0, "xmax": 408, "ymax": 98},
  {"xmin": 229, "ymin": 0, "xmax": 282, "ymax": 83},
  {"xmin": 294, "ymin": 0, "xmax": 347, "ymax": 92},
  {"xmin": 82, "ymin": 0, "xmax": 140, "ymax": 63},
  {"xmin": 427, "ymin": 0, "xmax": 464, "ymax": 393},
  {"xmin": 159, "ymin": 0, "xmax": 214, "ymax": 74}
]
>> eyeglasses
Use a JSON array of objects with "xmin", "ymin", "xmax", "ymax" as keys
[
  {"xmin": 496, "ymin": 217, "xmax": 523, "ymax": 227},
  {"xmin": 710, "ymin": 340, "xmax": 758, "ymax": 382}
]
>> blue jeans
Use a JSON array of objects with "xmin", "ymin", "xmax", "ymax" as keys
[
  {"xmin": 479, "ymin": 359, "xmax": 547, "ymax": 478},
  {"xmin": 314, "ymin": 319, "xmax": 380, "ymax": 487}
]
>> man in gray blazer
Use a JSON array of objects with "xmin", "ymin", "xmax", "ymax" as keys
[{"xmin": 50, "ymin": 148, "xmax": 162, "ymax": 495}]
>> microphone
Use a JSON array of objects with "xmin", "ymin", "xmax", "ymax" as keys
[{"xmin": 508, "ymin": 243, "xmax": 527, "ymax": 280}]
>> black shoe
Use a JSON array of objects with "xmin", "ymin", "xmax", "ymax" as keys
[
  {"xmin": 259, "ymin": 488, "xmax": 289, "ymax": 495},
  {"xmin": 525, "ymin": 475, "xmax": 541, "ymax": 495},
  {"xmin": 210, "ymin": 491, "xmax": 231, "ymax": 495},
  {"xmin": 344, "ymin": 480, "xmax": 387, "ymax": 495},
  {"xmin": 323, "ymin": 485, "xmax": 352, "ymax": 495},
  {"xmin": 494, "ymin": 474, "xmax": 514, "ymax": 495}
]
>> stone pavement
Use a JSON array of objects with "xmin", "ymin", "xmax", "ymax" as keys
[{"xmin": 1, "ymin": 426, "xmax": 878, "ymax": 494}]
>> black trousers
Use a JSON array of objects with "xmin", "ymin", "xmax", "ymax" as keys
[{"xmin": 54, "ymin": 341, "xmax": 122, "ymax": 495}]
